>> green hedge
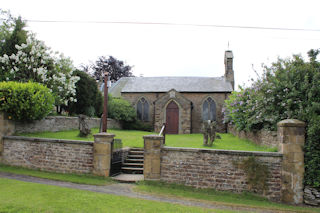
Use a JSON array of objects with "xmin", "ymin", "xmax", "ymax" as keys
[{"xmin": 0, "ymin": 81, "xmax": 54, "ymax": 121}]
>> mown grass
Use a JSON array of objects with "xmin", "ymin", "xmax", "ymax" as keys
[
  {"xmin": 136, "ymin": 181, "xmax": 320, "ymax": 213},
  {"xmin": 0, "ymin": 178, "xmax": 226, "ymax": 213},
  {"xmin": 0, "ymin": 164, "xmax": 113, "ymax": 185},
  {"xmin": 18, "ymin": 128, "xmax": 277, "ymax": 152},
  {"xmin": 1, "ymin": 165, "xmax": 318, "ymax": 213}
]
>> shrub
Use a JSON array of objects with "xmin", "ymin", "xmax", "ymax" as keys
[
  {"xmin": 67, "ymin": 70, "xmax": 103, "ymax": 117},
  {"xmin": 122, "ymin": 120, "xmax": 153, "ymax": 132},
  {"xmin": 223, "ymin": 50, "xmax": 320, "ymax": 188},
  {"xmin": 108, "ymin": 98, "xmax": 136, "ymax": 122},
  {"xmin": 0, "ymin": 81, "xmax": 54, "ymax": 121}
]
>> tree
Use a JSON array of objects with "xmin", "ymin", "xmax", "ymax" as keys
[
  {"xmin": 67, "ymin": 70, "xmax": 103, "ymax": 117},
  {"xmin": 92, "ymin": 56, "xmax": 133, "ymax": 81},
  {"xmin": 0, "ymin": 9, "xmax": 16, "ymax": 54},
  {"xmin": 223, "ymin": 49, "xmax": 320, "ymax": 188},
  {"xmin": 0, "ymin": 35, "xmax": 79, "ymax": 107},
  {"xmin": 0, "ymin": 16, "xmax": 27, "ymax": 56}
]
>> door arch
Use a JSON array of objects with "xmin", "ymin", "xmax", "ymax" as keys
[{"xmin": 166, "ymin": 101, "xmax": 179, "ymax": 134}]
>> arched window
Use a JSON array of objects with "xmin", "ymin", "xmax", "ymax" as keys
[
  {"xmin": 202, "ymin": 97, "xmax": 216, "ymax": 121},
  {"xmin": 137, "ymin": 98, "xmax": 149, "ymax": 121}
]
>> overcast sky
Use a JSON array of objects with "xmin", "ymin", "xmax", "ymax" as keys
[{"xmin": 2, "ymin": 0, "xmax": 320, "ymax": 89}]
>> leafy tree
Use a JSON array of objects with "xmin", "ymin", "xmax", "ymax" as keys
[
  {"xmin": 0, "ymin": 9, "xmax": 15, "ymax": 54},
  {"xmin": 223, "ymin": 49, "xmax": 320, "ymax": 187},
  {"xmin": 0, "ymin": 16, "xmax": 27, "ymax": 56},
  {"xmin": 0, "ymin": 11, "xmax": 79, "ymax": 112},
  {"xmin": 0, "ymin": 35, "xmax": 79, "ymax": 106},
  {"xmin": 67, "ymin": 70, "xmax": 103, "ymax": 117},
  {"xmin": 92, "ymin": 56, "xmax": 133, "ymax": 81}
]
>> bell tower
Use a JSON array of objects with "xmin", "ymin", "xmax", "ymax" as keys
[{"xmin": 224, "ymin": 50, "xmax": 234, "ymax": 90}]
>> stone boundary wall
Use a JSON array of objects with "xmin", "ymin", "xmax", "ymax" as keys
[
  {"xmin": 160, "ymin": 147, "xmax": 283, "ymax": 201},
  {"xmin": 227, "ymin": 124, "xmax": 278, "ymax": 149},
  {"xmin": 2, "ymin": 136, "xmax": 94, "ymax": 174},
  {"xmin": 14, "ymin": 116, "xmax": 121, "ymax": 133},
  {"xmin": 1, "ymin": 135, "xmax": 130, "ymax": 175}
]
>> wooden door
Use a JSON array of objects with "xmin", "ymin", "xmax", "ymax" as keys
[{"xmin": 166, "ymin": 101, "xmax": 179, "ymax": 134}]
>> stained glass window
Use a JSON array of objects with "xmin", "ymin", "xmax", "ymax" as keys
[
  {"xmin": 202, "ymin": 97, "xmax": 216, "ymax": 121},
  {"xmin": 137, "ymin": 98, "xmax": 149, "ymax": 121}
]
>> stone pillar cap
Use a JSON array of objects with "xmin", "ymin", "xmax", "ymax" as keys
[
  {"xmin": 277, "ymin": 119, "xmax": 306, "ymax": 127},
  {"xmin": 93, "ymin": 132, "xmax": 115, "ymax": 138},
  {"xmin": 143, "ymin": 135, "xmax": 164, "ymax": 139}
]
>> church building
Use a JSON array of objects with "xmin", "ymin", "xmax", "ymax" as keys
[{"xmin": 109, "ymin": 50, "xmax": 235, "ymax": 134}]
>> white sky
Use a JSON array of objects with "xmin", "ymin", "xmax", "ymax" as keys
[{"xmin": 1, "ymin": 0, "xmax": 320, "ymax": 89}]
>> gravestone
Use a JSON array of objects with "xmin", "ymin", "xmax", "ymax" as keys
[
  {"xmin": 201, "ymin": 120, "xmax": 216, "ymax": 146},
  {"xmin": 78, "ymin": 114, "xmax": 91, "ymax": 137}
]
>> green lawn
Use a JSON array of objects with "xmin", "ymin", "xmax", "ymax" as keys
[
  {"xmin": 136, "ymin": 181, "xmax": 320, "ymax": 213},
  {"xmin": 0, "ymin": 164, "xmax": 113, "ymax": 185},
  {"xmin": 18, "ymin": 128, "xmax": 277, "ymax": 152},
  {"xmin": 0, "ymin": 178, "xmax": 223, "ymax": 213},
  {"xmin": 0, "ymin": 165, "xmax": 318, "ymax": 213}
]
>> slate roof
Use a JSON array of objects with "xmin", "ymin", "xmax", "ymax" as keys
[{"xmin": 109, "ymin": 76, "xmax": 233, "ymax": 97}]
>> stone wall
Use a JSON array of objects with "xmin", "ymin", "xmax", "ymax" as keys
[
  {"xmin": 122, "ymin": 91, "xmax": 230, "ymax": 133},
  {"xmin": 14, "ymin": 116, "xmax": 121, "ymax": 133},
  {"xmin": 304, "ymin": 186, "xmax": 320, "ymax": 206},
  {"xmin": 228, "ymin": 124, "xmax": 278, "ymax": 149},
  {"xmin": 2, "ymin": 136, "xmax": 94, "ymax": 174},
  {"xmin": 160, "ymin": 147, "xmax": 283, "ymax": 201}
]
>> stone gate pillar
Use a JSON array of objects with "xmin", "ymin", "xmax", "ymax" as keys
[
  {"xmin": 0, "ymin": 112, "xmax": 15, "ymax": 163},
  {"xmin": 143, "ymin": 135, "xmax": 164, "ymax": 180},
  {"xmin": 93, "ymin": 133, "xmax": 115, "ymax": 177},
  {"xmin": 277, "ymin": 119, "xmax": 305, "ymax": 204}
]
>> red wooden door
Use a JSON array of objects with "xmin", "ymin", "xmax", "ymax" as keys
[{"xmin": 166, "ymin": 101, "xmax": 179, "ymax": 134}]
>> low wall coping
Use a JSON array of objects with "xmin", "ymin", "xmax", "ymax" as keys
[
  {"xmin": 143, "ymin": 135, "xmax": 164, "ymax": 139},
  {"xmin": 3, "ymin": 136, "xmax": 93, "ymax": 146},
  {"xmin": 162, "ymin": 146, "xmax": 283, "ymax": 157},
  {"xmin": 277, "ymin": 119, "xmax": 306, "ymax": 127}
]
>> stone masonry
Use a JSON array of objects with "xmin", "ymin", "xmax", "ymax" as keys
[
  {"xmin": 2, "ymin": 136, "xmax": 94, "ymax": 174},
  {"xmin": 160, "ymin": 147, "xmax": 283, "ymax": 201},
  {"xmin": 14, "ymin": 116, "xmax": 121, "ymax": 133},
  {"xmin": 228, "ymin": 124, "xmax": 278, "ymax": 149},
  {"xmin": 93, "ymin": 133, "xmax": 115, "ymax": 177},
  {"xmin": 144, "ymin": 135, "xmax": 164, "ymax": 180},
  {"xmin": 122, "ymin": 91, "xmax": 229, "ymax": 133},
  {"xmin": 277, "ymin": 119, "xmax": 305, "ymax": 204}
]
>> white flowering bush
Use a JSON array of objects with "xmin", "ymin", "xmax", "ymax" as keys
[{"xmin": 0, "ymin": 35, "xmax": 79, "ymax": 106}]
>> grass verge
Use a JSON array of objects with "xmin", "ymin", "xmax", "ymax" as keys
[
  {"xmin": 0, "ymin": 178, "xmax": 227, "ymax": 213},
  {"xmin": 0, "ymin": 164, "xmax": 113, "ymax": 186},
  {"xmin": 135, "ymin": 181, "xmax": 320, "ymax": 213},
  {"xmin": 18, "ymin": 128, "xmax": 277, "ymax": 152}
]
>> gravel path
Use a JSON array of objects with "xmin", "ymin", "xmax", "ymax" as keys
[{"xmin": 0, "ymin": 172, "xmax": 284, "ymax": 212}]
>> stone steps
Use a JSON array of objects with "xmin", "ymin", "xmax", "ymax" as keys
[{"xmin": 121, "ymin": 148, "xmax": 144, "ymax": 174}]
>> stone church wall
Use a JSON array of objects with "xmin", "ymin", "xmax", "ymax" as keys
[
  {"xmin": 182, "ymin": 92, "xmax": 229, "ymax": 133},
  {"xmin": 122, "ymin": 92, "xmax": 230, "ymax": 134}
]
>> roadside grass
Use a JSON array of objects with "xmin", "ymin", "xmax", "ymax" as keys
[
  {"xmin": 0, "ymin": 164, "xmax": 113, "ymax": 186},
  {"xmin": 0, "ymin": 178, "xmax": 226, "ymax": 213},
  {"xmin": 18, "ymin": 128, "xmax": 276, "ymax": 152},
  {"xmin": 0, "ymin": 165, "xmax": 318, "ymax": 213},
  {"xmin": 136, "ymin": 181, "xmax": 320, "ymax": 213}
]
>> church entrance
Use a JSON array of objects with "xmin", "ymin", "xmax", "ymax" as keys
[{"xmin": 166, "ymin": 101, "xmax": 179, "ymax": 134}]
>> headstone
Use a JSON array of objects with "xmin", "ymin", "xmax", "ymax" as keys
[
  {"xmin": 78, "ymin": 114, "xmax": 91, "ymax": 137},
  {"xmin": 201, "ymin": 120, "xmax": 217, "ymax": 146}
]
